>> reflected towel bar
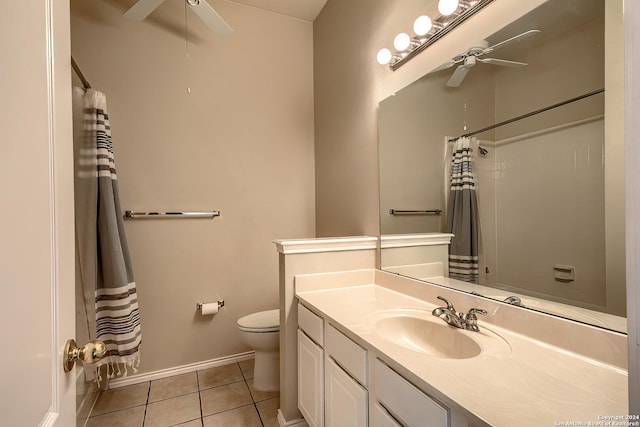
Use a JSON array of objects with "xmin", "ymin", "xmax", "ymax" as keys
[
  {"xmin": 389, "ymin": 209, "xmax": 442, "ymax": 215},
  {"xmin": 124, "ymin": 210, "xmax": 221, "ymax": 219}
]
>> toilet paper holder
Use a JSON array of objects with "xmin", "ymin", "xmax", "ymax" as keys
[{"xmin": 196, "ymin": 300, "xmax": 225, "ymax": 311}]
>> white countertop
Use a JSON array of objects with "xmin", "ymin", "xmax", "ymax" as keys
[{"xmin": 296, "ymin": 281, "xmax": 628, "ymax": 426}]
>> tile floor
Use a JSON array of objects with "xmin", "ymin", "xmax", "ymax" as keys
[{"xmin": 86, "ymin": 359, "xmax": 279, "ymax": 427}]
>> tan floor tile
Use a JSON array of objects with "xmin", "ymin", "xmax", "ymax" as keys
[
  {"xmin": 91, "ymin": 382, "xmax": 149, "ymax": 416},
  {"xmin": 256, "ymin": 397, "xmax": 280, "ymax": 427},
  {"xmin": 149, "ymin": 372, "xmax": 198, "ymax": 402},
  {"xmin": 86, "ymin": 405, "xmax": 145, "ymax": 427},
  {"xmin": 202, "ymin": 405, "xmax": 262, "ymax": 427},
  {"xmin": 174, "ymin": 420, "xmax": 203, "ymax": 427},
  {"xmin": 200, "ymin": 381, "xmax": 253, "ymax": 416},
  {"xmin": 247, "ymin": 379, "xmax": 279, "ymax": 402},
  {"xmin": 144, "ymin": 392, "xmax": 201, "ymax": 427},
  {"xmin": 239, "ymin": 359, "xmax": 254, "ymax": 380},
  {"xmin": 198, "ymin": 363, "xmax": 244, "ymax": 390}
]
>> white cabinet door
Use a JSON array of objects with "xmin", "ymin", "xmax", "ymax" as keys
[
  {"xmin": 325, "ymin": 357, "xmax": 368, "ymax": 427},
  {"xmin": 372, "ymin": 404, "xmax": 402, "ymax": 427},
  {"xmin": 298, "ymin": 329, "xmax": 324, "ymax": 427}
]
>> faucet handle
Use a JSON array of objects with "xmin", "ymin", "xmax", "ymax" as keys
[
  {"xmin": 436, "ymin": 296, "xmax": 455, "ymax": 311},
  {"xmin": 467, "ymin": 308, "xmax": 487, "ymax": 317},
  {"xmin": 464, "ymin": 308, "xmax": 487, "ymax": 332}
]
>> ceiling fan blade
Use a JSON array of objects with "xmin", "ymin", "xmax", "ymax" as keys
[
  {"xmin": 484, "ymin": 29, "xmax": 541, "ymax": 54},
  {"xmin": 478, "ymin": 58, "xmax": 527, "ymax": 67},
  {"xmin": 124, "ymin": 0, "xmax": 167, "ymax": 20},
  {"xmin": 447, "ymin": 65, "xmax": 470, "ymax": 88},
  {"xmin": 431, "ymin": 60, "xmax": 457, "ymax": 73},
  {"xmin": 189, "ymin": 0, "xmax": 233, "ymax": 37}
]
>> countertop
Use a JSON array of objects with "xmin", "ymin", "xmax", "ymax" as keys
[{"xmin": 296, "ymin": 281, "xmax": 628, "ymax": 426}]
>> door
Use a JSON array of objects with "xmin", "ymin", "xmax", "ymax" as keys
[
  {"xmin": 324, "ymin": 357, "xmax": 368, "ymax": 427},
  {"xmin": 0, "ymin": 0, "xmax": 76, "ymax": 426},
  {"xmin": 298, "ymin": 329, "xmax": 324, "ymax": 427}
]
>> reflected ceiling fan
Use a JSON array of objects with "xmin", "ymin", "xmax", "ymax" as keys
[
  {"xmin": 431, "ymin": 29, "xmax": 540, "ymax": 88},
  {"xmin": 124, "ymin": 0, "xmax": 233, "ymax": 36}
]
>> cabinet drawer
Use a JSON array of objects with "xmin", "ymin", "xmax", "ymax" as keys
[
  {"xmin": 298, "ymin": 303, "xmax": 324, "ymax": 346},
  {"xmin": 374, "ymin": 359, "xmax": 449, "ymax": 427},
  {"xmin": 372, "ymin": 404, "xmax": 402, "ymax": 427},
  {"xmin": 325, "ymin": 324, "xmax": 368, "ymax": 386}
]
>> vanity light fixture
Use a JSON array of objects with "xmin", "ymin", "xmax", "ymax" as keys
[
  {"xmin": 393, "ymin": 33, "xmax": 412, "ymax": 51},
  {"xmin": 413, "ymin": 15, "xmax": 433, "ymax": 37},
  {"xmin": 376, "ymin": 0, "xmax": 494, "ymax": 71},
  {"xmin": 438, "ymin": 0, "xmax": 460, "ymax": 16}
]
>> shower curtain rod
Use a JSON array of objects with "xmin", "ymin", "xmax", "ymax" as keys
[
  {"xmin": 449, "ymin": 88, "xmax": 605, "ymax": 141},
  {"xmin": 71, "ymin": 56, "xmax": 91, "ymax": 90}
]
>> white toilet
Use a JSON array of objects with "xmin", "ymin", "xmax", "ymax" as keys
[{"xmin": 237, "ymin": 309, "xmax": 280, "ymax": 391}]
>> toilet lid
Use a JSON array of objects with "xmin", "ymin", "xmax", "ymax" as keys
[{"xmin": 237, "ymin": 309, "xmax": 280, "ymax": 332}]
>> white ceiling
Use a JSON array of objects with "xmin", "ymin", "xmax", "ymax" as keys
[{"xmin": 227, "ymin": 0, "xmax": 328, "ymax": 22}]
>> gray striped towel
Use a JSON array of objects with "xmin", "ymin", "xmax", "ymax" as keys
[
  {"xmin": 447, "ymin": 136, "xmax": 480, "ymax": 281},
  {"xmin": 85, "ymin": 89, "xmax": 142, "ymax": 378}
]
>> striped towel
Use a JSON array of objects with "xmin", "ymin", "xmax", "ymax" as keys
[
  {"xmin": 447, "ymin": 137, "xmax": 480, "ymax": 281},
  {"xmin": 85, "ymin": 89, "xmax": 142, "ymax": 379}
]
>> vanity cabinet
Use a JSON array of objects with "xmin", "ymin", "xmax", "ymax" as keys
[
  {"xmin": 374, "ymin": 360, "xmax": 449, "ymax": 427},
  {"xmin": 372, "ymin": 404, "xmax": 402, "ymax": 427},
  {"xmin": 298, "ymin": 305, "xmax": 324, "ymax": 427},
  {"xmin": 298, "ymin": 302, "xmax": 452, "ymax": 427},
  {"xmin": 298, "ymin": 303, "xmax": 369, "ymax": 427},
  {"xmin": 325, "ymin": 356, "xmax": 368, "ymax": 426}
]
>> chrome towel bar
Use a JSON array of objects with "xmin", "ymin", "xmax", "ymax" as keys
[
  {"xmin": 389, "ymin": 209, "xmax": 442, "ymax": 215},
  {"xmin": 124, "ymin": 210, "xmax": 221, "ymax": 219}
]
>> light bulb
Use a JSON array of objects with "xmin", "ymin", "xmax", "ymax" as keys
[
  {"xmin": 438, "ymin": 0, "xmax": 459, "ymax": 16},
  {"xmin": 413, "ymin": 15, "xmax": 433, "ymax": 36},
  {"xmin": 393, "ymin": 33, "xmax": 411, "ymax": 51},
  {"xmin": 376, "ymin": 48, "xmax": 392, "ymax": 65}
]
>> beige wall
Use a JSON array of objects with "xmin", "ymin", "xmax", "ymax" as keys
[
  {"xmin": 71, "ymin": 0, "xmax": 315, "ymax": 374},
  {"xmin": 378, "ymin": 66, "xmax": 495, "ymax": 235},
  {"xmin": 313, "ymin": 0, "xmax": 546, "ymax": 238}
]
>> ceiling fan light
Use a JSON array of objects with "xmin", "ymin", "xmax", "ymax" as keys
[
  {"xmin": 438, "ymin": 0, "xmax": 459, "ymax": 16},
  {"xmin": 393, "ymin": 33, "xmax": 411, "ymax": 51},
  {"xmin": 377, "ymin": 48, "xmax": 393, "ymax": 65},
  {"xmin": 413, "ymin": 15, "xmax": 433, "ymax": 36}
]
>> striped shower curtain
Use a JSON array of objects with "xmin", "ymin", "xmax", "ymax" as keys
[
  {"xmin": 447, "ymin": 136, "xmax": 480, "ymax": 281},
  {"xmin": 85, "ymin": 89, "xmax": 142, "ymax": 379}
]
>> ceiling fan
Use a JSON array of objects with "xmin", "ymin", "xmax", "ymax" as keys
[
  {"xmin": 124, "ymin": 0, "xmax": 233, "ymax": 36},
  {"xmin": 431, "ymin": 29, "xmax": 540, "ymax": 88}
]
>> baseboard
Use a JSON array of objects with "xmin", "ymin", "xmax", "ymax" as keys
[
  {"xmin": 76, "ymin": 367, "xmax": 99, "ymax": 427},
  {"xmin": 277, "ymin": 409, "xmax": 308, "ymax": 427},
  {"xmin": 108, "ymin": 351, "xmax": 255, "ymax": 389}
]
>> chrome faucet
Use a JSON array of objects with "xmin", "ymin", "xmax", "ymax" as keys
[
  {"xmin": 503, "ymin": 295, "xmax": 523, "ymax": 306},
  {"xmin": 432, "ymin": 296, "xmax": 487, "ymax": 332}
]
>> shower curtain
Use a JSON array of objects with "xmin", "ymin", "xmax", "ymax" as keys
[
  {"xmin": 84, "ymin": 89, "xmax": 142, "ymax": 379},
  {"xmin": 447, "ymin": 136, "xmax": 480, "ymax": 281}
]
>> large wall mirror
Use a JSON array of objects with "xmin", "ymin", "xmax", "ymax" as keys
[{"xmin": 378, "ymin": 0, "xmax": 627, "ymax": 333}]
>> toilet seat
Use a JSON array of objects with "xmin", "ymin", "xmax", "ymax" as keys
[{"xmin": 237, "ymin": 309, "xmax": 280, "ymax": 333}]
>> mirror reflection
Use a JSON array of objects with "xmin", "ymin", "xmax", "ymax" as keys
[{"xmin": 378, "ymin": 0, "xmax": 626, "ymax": 333}]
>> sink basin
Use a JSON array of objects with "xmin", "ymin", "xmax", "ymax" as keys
[
  {"xmin": 374, "ymin": 314, "xmax": 482, "ymax": 359},
  {"xmin": 370, "ymin": 308, "xmax": 511, "ymax": 359}
]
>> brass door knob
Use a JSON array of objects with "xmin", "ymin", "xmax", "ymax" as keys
[{"xmin": 63, "ymin": 339, "xmax": 107, "ymax": 373}]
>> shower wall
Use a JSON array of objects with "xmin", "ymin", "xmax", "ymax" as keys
[
  {"xmin": 474, "ymin": 4, "xmax": 626, "ymax": 314},
  {"xmin": 70, "ymin": 0, "xmax": 315, "ymax": 375},
  {"xmin": 476, "ymin": 119, "xmax": 606, "ymax": 308}
]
